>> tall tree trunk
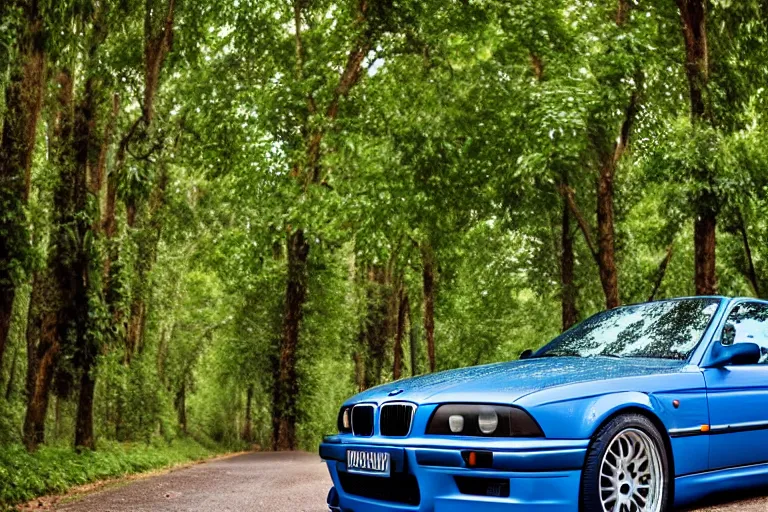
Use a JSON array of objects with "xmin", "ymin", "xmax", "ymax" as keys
[
  {"xmin": 143, "ymin": 0, "xmax": 176, "ymax": 125},
  {"xmin": 125, "ymin": 301, "xmax": 146, "ymax": 363},
  {"xmin": 421, "ymin": 244, "xmax": 436, "ymax": 373},
  {"xmin": 353, "ymin": 350, "xmax": 365, "ymax": 392},
  {"xmin": 271, "ymin": 0, "xmax": 378, "ymax": 448},
  {"xmin": 22, "ymin": 69, "xmax": 75, "ymax": 452},
  {"xmin": 677, "ymin": 0, "xmax": 709, "ymax": 122},
  {"xmin": 560, "ymin": 176, "xmax": 578, "ymax": 331},
  {"xmin": 593, "ymin": 71, "xmax": 639, "ymax": 311},
  {"xmin": 23, "ymin": 276, "xmax": 60, "ymax": 450},
  {"xmin": 74, "ymin": 368, "xmax": 96, "ymax": 450},
  {"xmin": 23, "ymin": 342, "xmax": 57, "ymax": 450},
  {"xmin": 5, "ymin": 345, "xmax": 18, "ymax": 400},
  {"xmin": 393, "ymin": 290, "xmax": 408, "ymax": 380},
  {"xmin": 677, "ymin": 0, "xmax": 716, "ymax": 294},
  {"xmin": 175, "ymin": 381, "xmax": 187, "ymax": 434},
  {"xmin": 271, "ymin": 0, "xmax": 375, "ymax": 449},
  {"xmin": 72, "ymin": 73, "xmax": 104, "ymax": 452},
  {"xmin": 72, "ymin": 296, "xmax": 96, "ymax": 450},
  {"xmin": 273, "ymin": 229, "xmax": 309, "ymax": 451},
  {"xmin": 693, "ymin": 202, "xmax": 717, "ymax": 295},
  {"xmin": 529, "ymin": 53, "xmax": 578, "ymax": 328},
  {"xmin": 69, "ymin": 1, "xmax": 125, "ymax": 450},
  {"xmin": 0, "ymin": 0, "xmax": 46, "ymax": 368},
  {"xmin": 563, "ymin": 0, "xmax": 638, "ymax": 311},
  {"xmin": 360, "ymin": 265, "xmax": 396, "ymax": 390},
  {"xmin": 243, "ymin": 385, "xmax": 254, "ymax": 443},
  {"xmin": 596, "ymin": 157, "xmax": 620, "ymax": 310}
]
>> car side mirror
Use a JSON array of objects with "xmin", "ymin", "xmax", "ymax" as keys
[
  {"xmin": 519, "ymin": 349, "xmax": 533, "ymax": 360},
  {"xmin": 706, "ymin": 341, "xmax": 761, "ymax": 368}
]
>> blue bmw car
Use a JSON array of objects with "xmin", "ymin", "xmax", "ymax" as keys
[{"xmin": 320, "ymin": 296, "xmax": 768, "ymax": 511}]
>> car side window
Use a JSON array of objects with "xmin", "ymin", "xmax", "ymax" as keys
[{"xmin": 722, "ymin": 302, "xmax": 768, "ymax": 364}]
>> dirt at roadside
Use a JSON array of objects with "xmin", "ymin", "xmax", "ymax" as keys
[{"xmin": 16, "ymin": 451, "xmax": 248, "ymax": 511}]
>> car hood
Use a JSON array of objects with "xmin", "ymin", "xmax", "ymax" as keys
[{"xmin": 346, "ymin": 357, "xmax": 688, "ymax": 406}]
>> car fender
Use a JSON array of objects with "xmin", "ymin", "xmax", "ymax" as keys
[
  {"xmin": 581, "ymin": 391, "xmax": 660, "ymax": 436},
  {"xmin": 521, "ymin": 391, "xmax": 657, "ymax": 440},
  {"xmin": 519, "ymin": 385, "xmax": 711, "ymax": 476}
]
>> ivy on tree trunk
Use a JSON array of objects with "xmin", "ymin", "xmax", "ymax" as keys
[{"xmin": 0, "ymin": 0, "xmax": 46, "ymax": 369}]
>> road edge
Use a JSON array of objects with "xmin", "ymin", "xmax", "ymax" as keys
[{"xmin": 16, "ymin": 450, "xmax": 251, "ymax": 511}]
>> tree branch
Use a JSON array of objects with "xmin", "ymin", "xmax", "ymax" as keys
[
  {"xmin": 127, "ymin": 138, "xmax": 164, "ymax": 162},
  {"xmin": 612, "ymin": 72, "xmax": 642, "ymax": 167},
  {"xmin": 304, "ymin": 0, "xmax": 373, "ymax": 184},
  {"xmin": 737, "ymin": 211, "xmax": 760, "ymax": 297},
  {"xmin": 616, "ymin": 0, "xmax": 632, "ymax": 26},
  {"xmin": 143, "ymin": 0, "xmax": 176, "ymax": 123},
  {"xmin": 558, "ymin": 184, "xmax": 598, "ymax": 261},
  {"xmin": 293, "ymin": 0, "xmax": 305, "ymax": 80},
  {"xmin": 325, "ymin": 44, "xmax": 370, "ymax": 120},
  {"xmin": 293, "ymin": 0, "xmax": 317, "ymax": 115}
]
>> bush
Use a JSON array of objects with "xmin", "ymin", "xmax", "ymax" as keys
[{"xmin": 0, "ymin": 437, "xmax": 224, "ymax": 508}]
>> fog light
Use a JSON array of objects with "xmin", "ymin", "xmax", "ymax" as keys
[
  {"xmin": 448, "ymin": 415, "xmax": 464, "ymax": 433},
  {"xmin": 478, "ymin": 409, "xmax": 498, "ymax": 434}
]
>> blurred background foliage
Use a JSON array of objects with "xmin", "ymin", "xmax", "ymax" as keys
[{"xmin": 1, "ymin": 0, "xmax": 768, "ymax": 500}]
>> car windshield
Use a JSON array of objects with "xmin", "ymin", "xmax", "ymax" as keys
[{"xmin": 535, "ymin": 298, "xmax": 722, "ymax": 360}]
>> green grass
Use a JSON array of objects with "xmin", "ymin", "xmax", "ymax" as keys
[{"xmin": 0, "ymin": 437, "xmax": 226, "ymax": 508}]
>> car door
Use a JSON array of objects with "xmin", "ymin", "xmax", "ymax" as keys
[{"xmin": 704, "ymin": 300, "xmax": 768, "ymax": 470}]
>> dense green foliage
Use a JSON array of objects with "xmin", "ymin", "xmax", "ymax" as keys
[
  {"xmin": 1, "ymin": 0, "xmax": 767, "ymax": 500},
  {"xmin": 0, "ymin": 438, "xmax": 220, "ymax": 507}
]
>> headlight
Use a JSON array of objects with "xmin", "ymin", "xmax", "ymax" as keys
[
  {"xmin": 426, "ymin": 404, "xmax": 543, "ymax": 437},
  {"xmin": 337, "ymin": 406, "xmax": 352, "ymax": 433},
  {"xmin": 448, "ymin": 414, "xmax": 465, "ymax": 433},
  {"xmin": 477, "ymin": 408, "xmax": 499, "ymax": 434}
]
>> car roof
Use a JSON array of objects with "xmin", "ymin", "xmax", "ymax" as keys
[{"xmin": 633, "ymin": 296, "xmax": 768, "ymax": 307}]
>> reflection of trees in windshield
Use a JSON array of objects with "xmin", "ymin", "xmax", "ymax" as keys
[{"xmin": 540, "ymin": 299, "xmax": 721, "ymax": 360}]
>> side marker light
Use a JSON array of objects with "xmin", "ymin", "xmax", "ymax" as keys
[{"xmin": 462, "ymin": 450, "xmax": 493, "ymax": 468}]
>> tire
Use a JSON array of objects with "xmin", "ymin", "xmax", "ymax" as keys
[{"xmin": 580, "ymin": 413, "xmax": 672, "ymax": 512}]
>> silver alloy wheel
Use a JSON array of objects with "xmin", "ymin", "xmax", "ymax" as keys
[{"xmin": 599, "ymin": 428, "xmax": 664, "ymax": 512}]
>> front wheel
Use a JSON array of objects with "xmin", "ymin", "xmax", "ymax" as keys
[{"xmin": 581, "ymin": 413, "xmax": 671, "ymax": 512}]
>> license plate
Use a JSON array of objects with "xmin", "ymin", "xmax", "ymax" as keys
[
  {"xmin": 346, "ymin": 449, "xmax": 391, "ymax": 477},
  {"xmin": 486, "ymin": 484, "xmax": 503, "ymax": 497}
]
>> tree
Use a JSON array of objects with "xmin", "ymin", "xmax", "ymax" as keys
[
  {"xmin": 271, "ymin": 0, "xmax": 406, "ymax": 451},
  {"xmin": 2, "ymin": 0, "xmax": 768, "ymax": 472},
  {"xmin": 676, "ymin": 0, "xmax": 715, "ymax": 295},
  {"xmin": 0, "ymin": 0, "xmax": 46, "ymax": 368},
  {"xmin": 22, "ymin": 69, "xmax": 75, "ymax": 451}
]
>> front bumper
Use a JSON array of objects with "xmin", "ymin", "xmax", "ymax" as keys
[{"xmin": 320, "ymin": 436, "xmax": 587, "ymax": 511}]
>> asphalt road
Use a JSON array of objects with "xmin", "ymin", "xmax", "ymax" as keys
[{"xmin": 54, "ymin": 451, "xmax": 768, "ymax": 512}]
